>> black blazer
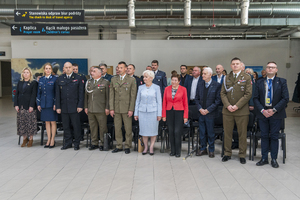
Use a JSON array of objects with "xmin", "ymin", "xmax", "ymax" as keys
[
  {"xmin": 254, "ymin": 77, "xmax": 289, "ymax": 119},
  {"xmin": 195, "ymin": 80, "xmax": 221, "ymax": 118},
  {"xmin": 14, "ymin": 80, "xmax": 37, "ymax": 110},
  {"xmin": 184, "ymin": 75, "xmax": 203, "ymax": 102}
]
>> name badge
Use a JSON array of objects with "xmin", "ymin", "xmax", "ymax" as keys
[{"xmin": 266, "ymin": 98, "xmax": 270, "ymax": 104}]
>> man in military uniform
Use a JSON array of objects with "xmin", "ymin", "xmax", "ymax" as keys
[
  {"xmin": 220, "ymin": 57, "xmax": 252, "ymax": 164},
  {"xmin": 56, "ymin": 62, "xmax": 85, "ymax": 151},
  {"xmin": 73, "ymin": 63, "xmax": 87, "ymax": 83},
  {"xmin": 99, "ymin": 63, "xmax": 113, "ymax": 82},
  {"xmin": 127, "ymin": 64, "xmax": 142, "ymax": 90},
  {"xmin": 86, "ymin": 66, "xmax": 94, "ymax": 80},
  {"xmin": 152, "ymin": 60, "xmax": 167, "ymax": 99},
  {"xmin": 110, "ymin": 61, "xmax": 137, "ymax": 154},
  {"xmin": 84, "ymin": 67, "xmax": 110, "ymax": 151}
]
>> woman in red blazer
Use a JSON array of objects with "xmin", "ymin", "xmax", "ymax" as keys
[{"xmin": 162, "ymin": 74, "xmax": 188, "ymax": 157}]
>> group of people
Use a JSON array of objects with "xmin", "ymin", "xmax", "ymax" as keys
[{"xmin": 14, "ymin": 57, "xmax": 289, "ymax": 167}]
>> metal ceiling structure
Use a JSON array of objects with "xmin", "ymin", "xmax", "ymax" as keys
[{"xmin": 0, "ymin": 0, "xmax": 300, "ymax": 39}]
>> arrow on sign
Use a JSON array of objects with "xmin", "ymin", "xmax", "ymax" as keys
[
  {"xmin": 12, "ymin": 25, "xmax": 17, "ymax": 30},
  {"xmin": 16, "ymin": 11, "xmax": 21, "ymax": 16}
]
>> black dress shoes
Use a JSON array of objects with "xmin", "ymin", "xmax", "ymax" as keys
[
  {"xmin": 112, "ymin": 148, "xmax": 122, "ymax": 153},
  {"xmin": 256, "ymin": 159, "xmax": 269, "ymax": 166},
  {"xmin": 61, "ymin": 145, "xmax": 72, "ymax": 150},
  {"xmin": 74, "ymin": 145, "xmax": 80, "ymax": 151},
  {"xmin": 169, "ymin": 153, "xmax": 175, "ymax": 156},
  {"xmin": 196, "ymin": 149, "xmax": 208, "ymax": 156},
  {"xmin": 271, "ymin": 159, "xmax": 279, "ymax": 168},
  {"xmin": 240, "ymin": 158, "xmax": 246, "ymax": 164},
  {"xmin": 89, "ymin": 145, "xmax": 99, "ymax": 150},
  {"xmin": 175, "ymin": 154, "xmax": 181, "ymax": 158},
  {"xmin": 49, "ymin": 142, "xmax": 56, "ymax": 149},
  {"xmin": 125, "ymin": 148, "xmax": 130, "ymax": 154},
  {"xmin": 99, "ymin": 146, "xmax": 104, "ymax": 151},
  {"xmin": 222, "ymin": 156, "xmax": 231, "ymax": 162}
]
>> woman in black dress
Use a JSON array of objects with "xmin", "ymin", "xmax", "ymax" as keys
[
  {"xmin": 14, "ymin": 67, "xmax": 37, "ymax": 147},
  {"xmin": 37, "ymin": 63, "xmax": 58, "ymax": 148}
]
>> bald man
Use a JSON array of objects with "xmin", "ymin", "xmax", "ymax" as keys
[
  {"xmin": 56, "ymin": 62, "xmax": 85, "ymax": 151},
  {"xmin": 212, "ymin": 64, "xmax": 225, "ymax": 84}
]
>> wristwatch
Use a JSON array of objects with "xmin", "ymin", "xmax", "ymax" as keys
[{"xmin": 273, "ymin": 108, "xmax": 277, "ymax": 113}]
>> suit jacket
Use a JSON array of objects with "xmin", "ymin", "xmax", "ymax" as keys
[
  {"xmin": 103, "ymin": 73, "xmax": 113, "ymax": 82},
  {"xmin": 254, "ymin": 77, "xmax": 289, "ymax": 119},
  {"xmin": 195, "ymin": 80, "xmax": 221, "ymax": 118},
  {"xmin": 37, "ymin": 75, "xmax": 57, "ymax": 108},
  {"xmin": 220, "ymin": 71, "xmax": 252, "ymax": 116},
  {"xmin": 212, "ymin": 75, "xmax": 225, "ymax": 84},
  {"xmin": 162, "ymin": 85, "xmax": 189, "ymax": 119},
  {"xmin": 184, "ymin": 75, "xmax": 203, "ymax": 102},
  {"xmin": 180, "ymin": 74, "xmax": 191, "ymax": 86},
  {"xmin": 134, "ymin": 84, "xmax": 162, "ymax": 116},
  {"xmin": 84, "ymin": 78, "xmax": 110, "ymax": 113},
  {"xmin": 153, "ymin": 70, "xmax": 167, "ymax": 98},
  {"xmin": 55, "ymin": 73, "xmax": 85, "ymax": 113},
  {"xmin": 14, "ymin": 80, "xmax": 37, "ymax": 110},
  {"xmin": 109, "ymin": 74, "xmax": 137, "ymax": 113}
]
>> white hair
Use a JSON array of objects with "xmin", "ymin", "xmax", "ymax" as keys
[
  {"xmin": 245, "ymin": 68, "xmax": 254, "ymax": 74},
  {"xmin": 203, "ymin": 67, "xmax": 213, "ymax": 75},
  {"xmin": 143, "ymin": 70, "xmax": 155, "ymax": 79}
]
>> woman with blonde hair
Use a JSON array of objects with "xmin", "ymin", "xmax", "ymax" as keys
[
  {"xmin": 14, "ymin": 67, "xmax": 38, "ymax": 147},
  {"xmin": 37, "ymin": 63, "xmax": 58, "ymax": 148}
]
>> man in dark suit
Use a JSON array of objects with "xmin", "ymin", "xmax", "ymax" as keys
[
  {"xmin": 152, "ymin": 60, "xmax": 167, "ymax": 99},
  {"xmin": 56, "ymin": 62, "xmax": 85, "ymax": 151},
  {"xmin": 73, "ymin": 63, "xmax": 87, "ymax": 83},
  {"xmin": 180, "ymin": 65, "xmax": 191, "ymax": 86},
  {"xmin": 99, "ymin": 63, "xmax": 113, "ymax": 82},
  {"xmin": 184, "ymin": 66, "xmax": 203, "ymax": 105},
  {"xmin": 195, "ymin": 67, "xmax": 221, "ymax": 158},
  {"xmin": 212, "ymin": 64, "xmax": 225, "ymax": 84},
  {"xmin": 254, "ymin": 61, "xmax": 289, "ymax": 168},
  {"xmin": 127, "ymin": 64, "xmax": 143, "ymax": 90}
]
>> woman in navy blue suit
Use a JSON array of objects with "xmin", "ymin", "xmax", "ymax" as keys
[
  {"xmin": 37, "ymin": 63, "xmax": 58, "ymax": 148},
  {"xmin": 14, "ymin": 67, "xmax": 37, "ymax": 147}
]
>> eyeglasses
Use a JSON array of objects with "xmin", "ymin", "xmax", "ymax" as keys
[{"xmin": 266, "ymin": 66, "xmax": 277, "ymax": 69}]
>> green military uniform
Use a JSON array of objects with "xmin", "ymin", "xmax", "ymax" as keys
[
  {"xmin": 84, "ymin": 78, "xmax": 110, "ymax": 146},
  {"xmin": 109, "ymin": 74, "xmax": 137, "ymax": 149},
  {"xmin": 221, "ymin": 71, "xmax": 252, "ymax": 158}
]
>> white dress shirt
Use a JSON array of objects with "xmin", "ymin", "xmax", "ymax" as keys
[{"xmin": 190, "ymin": 76, "xmax": 200, "ymax": 100}]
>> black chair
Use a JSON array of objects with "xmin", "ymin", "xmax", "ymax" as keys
[
  {"xmin": 132, "ymin": 119, "xmax": 139, "ymax": 151},
  {"xmin": 106, "ymin": 115, "xmax": 115, "ymax": 150},
  {"xmin": 213, "ymin": 106, "xmax": 225, "ymax": 156},
  {"xmin": 184, "ymin": 105, "xmax": 200, "ymax": 159},
  {"xmin": 252, "ymin": 118, "xmax": 286, "ymax": 163},
  {"xmin": 160, "ymin": 121, "xmax": 169, "ymax": 153},
  {"xmin": 79, "ymin": 111, "xmax": 90, "ymax": 148}
]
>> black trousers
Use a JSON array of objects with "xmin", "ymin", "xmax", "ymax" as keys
[
  {"xmin": 61, "ymin": 113, "xmax": 81, "ymax": 146},
  {"xmin": 166, "ymin": 108, "xmax": 184, "ymax": 155}
]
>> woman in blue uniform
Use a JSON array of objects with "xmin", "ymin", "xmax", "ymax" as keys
[{"xmin": 37, "ymin": 63, "xmax": 58, "ymax": 148}]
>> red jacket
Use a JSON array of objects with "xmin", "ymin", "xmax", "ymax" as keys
[{"xmin": 162, "ymin": 85, "xmax": 189, "ymax": 118}]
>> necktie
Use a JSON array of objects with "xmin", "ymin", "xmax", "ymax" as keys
[
  {"xmin": 205, "ymin": 82, "xmax": 209, "ymax": 88},
  {"xmin": 267, "ymin": 79, "xmax": 272, "ymax": 104},
  {"xmin": 234, "ymin": 74, "xmax": 237, "ymax": 81},
  {"xmin": 67, "ymin": 75, "xmax": 70, "ymax": 79}
]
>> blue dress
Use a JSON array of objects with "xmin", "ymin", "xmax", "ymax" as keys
[
  {"xmin": 134, "ymin": 84, "xmax": 162, "ymax": 136},
  {"xmin": 37, "ymin": 75, "xmax": 58, "ymax": 121}
]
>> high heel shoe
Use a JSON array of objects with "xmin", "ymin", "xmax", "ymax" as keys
[
  {"xmin": 44, "ymin": 144, "xmax": 50, "ymax": 148},
  {"xmin": 49, "ymin": 142, "xmax": 56, "ymax": 149},
  {"xmin": 142, "ymin": 151, "xmax": 147, "ymax": 155},
  {"xmin": 149, "ymin": 152, "xmax": 154, "ymax": 156}
]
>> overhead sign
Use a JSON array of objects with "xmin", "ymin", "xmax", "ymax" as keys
[
  {"xmin": 14, "ymin": 10, "xmax": 85, "ymax": 22},
  {"xmin": 11, "ymin": 24, "xmax": 88, "ymax": 36},
  {"xmin": 0, "ymin": 51, "xmax": 5, "ymax": 56}
]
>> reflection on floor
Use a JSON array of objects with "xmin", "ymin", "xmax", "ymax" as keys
[{"xmin": 0, "ymin": 96, "xmax": 300, "ymax": 200}]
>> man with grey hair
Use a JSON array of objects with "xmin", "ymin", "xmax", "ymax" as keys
[
  {"xmin": 86, "ymin": 66, "xmax": 94, "ymax": 80},
  {"xmin": 84, "ymin": 67, "xmax": 110, "ymax": 151},
  {"xmin": 212, "ymin": 64, "xmax": 225, "ymax": 84},
  {"xmin": 184, "ymin": 66, "xmax": 203, "ymax": 105},
  {"xmin": 195, "ymin": 67, "xmax": 221, "ymax": 157}
]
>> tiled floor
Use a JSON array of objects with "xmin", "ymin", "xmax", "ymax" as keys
[{"xmin": 0, "ymin": 96, "xmax": 300, "ymax": 200}]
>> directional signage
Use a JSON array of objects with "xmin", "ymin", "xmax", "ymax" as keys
[
  {"xmin": 14, "ymin": 10, "xmax": 85, "ymax": 22},
  {"xmin": 11, "ymin": 24, "xmax": 88, "ymax": 36}
]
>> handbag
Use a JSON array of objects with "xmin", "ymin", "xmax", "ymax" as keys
[{"xmin": 138, "ymin": 136, "xmax": 144, "ymax": 153}]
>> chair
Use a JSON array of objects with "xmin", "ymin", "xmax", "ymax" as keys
[
  {"xmin": 132, "ymin": 119, "xmax": 139, "ymax": 151},
  {"xmin": 160, "ymin": 121, "xmax": 168, "ymax": 153},
  {"xmin": 184, "ymin": 105, "xmax": 200, "ymax": 159},
  {"xmin": 79, "ymin": 111, "xmax": 90, "ymax": 148},
  {"xmin": 106, "ymin": 115, "xmax": 115, "ymax": 150},
  {"xmin": 252, "ymin": 118, "xmax": 286, "ymax": 163}
]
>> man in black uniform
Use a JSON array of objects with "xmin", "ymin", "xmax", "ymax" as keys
[{"xmin": 56, "ymin": 62, "xmax": 85, "ymax": 150}]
